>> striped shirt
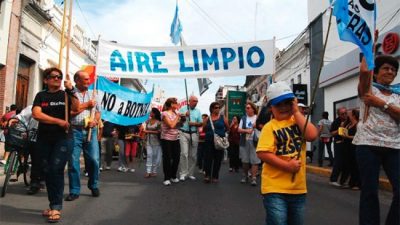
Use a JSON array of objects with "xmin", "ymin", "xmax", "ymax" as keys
[
  {"xmin": 161, "ymin": 111, "xmax": 179, "ymax": 141},
  {"xmin": 71, "ymin": 89, "xmax": 100, "ymax": 126}
]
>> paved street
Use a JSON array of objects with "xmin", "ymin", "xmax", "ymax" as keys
[{"xmin": 0, "ymin": 161, "xmax": 392, "ymax": 225}]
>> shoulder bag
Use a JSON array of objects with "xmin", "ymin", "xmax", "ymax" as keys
[{"xmin": 209, "ymin": 117, "xmax": 229, "ymax": 150}]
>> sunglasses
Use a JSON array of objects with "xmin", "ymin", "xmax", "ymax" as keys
[
  {"xmin": 213, "ymin": 106, "xmax": 220, "ymax": 109},
  {"xmin": 47, "ymin": 75, "xmax": 63, "ymax": 80}
]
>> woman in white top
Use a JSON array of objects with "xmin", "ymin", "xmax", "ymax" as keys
[
  {"xmin": 238, "ymin": 102, "xmax": 260, "ymax": 186},
  {"xmin": 353, "ymin": 55, "xmax": 400, "ymax": 225}
]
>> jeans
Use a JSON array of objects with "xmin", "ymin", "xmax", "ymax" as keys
[
  {"xmin": 146, "ymin": 144, "xmax": 162, "ymax": 173},
  {"xmin": 179, "ymin": 132, "xmax": 199, "ymax": 177},
  {"xmin": 356, "ymin": 145, "xmax": 399, "ymax": 225},
  {"xmin": 28, "ymin": 141, "xmax": 43, "ymax": 187},
  {"xmin": 263, "ymin": 193, "xmax": 306, "ymax": 225},
  {"xmin": 38, "ymin": 137, "xmax": 70, "ymax": 211},
  {"xmin": 318, "ymin": 139, "xmax": 333, "ymax": 166},
  {"xmin": 68, "ymin": 128, "xmax": 99, "ymax": 195},
  {"xmin": 116, "ymin": 139, "xmax": 127, "ymax": 168}
]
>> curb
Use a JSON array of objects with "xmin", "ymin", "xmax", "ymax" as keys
[{"xmin": 306, "ymin": 165, "xmax": 392, "ymax": 192}]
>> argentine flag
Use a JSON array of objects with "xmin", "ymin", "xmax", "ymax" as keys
[
  {"xmin": 332, "ymin": 0, "xmax": 376, "ymax": 70},
  {"xmin": 170, "ymin": 4, "xmax": 183, "ymax": 45}
]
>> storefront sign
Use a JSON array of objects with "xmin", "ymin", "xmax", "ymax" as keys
[{"xmin": 292, "ymin": 84, "xmax": 308, "ymax": 105}]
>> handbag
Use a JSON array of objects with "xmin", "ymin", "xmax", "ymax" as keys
[
  {"xmin": 253, "ymin": 129, "xmax": 260, "ymax": 147},
  {"xmin": 209, "ymin": 117, "xmax": 229, "ymax": 150}
]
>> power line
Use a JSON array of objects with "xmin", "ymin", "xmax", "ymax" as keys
[
  {"xmin": 75, "ymin": 0, "xmax": 97, "ymax": 39},
  {"xmin": 187, "ymin": 0, "xmax": 236, "ymax": 42}
]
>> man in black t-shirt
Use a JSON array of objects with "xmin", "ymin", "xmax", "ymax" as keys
[
  {"xmin": 329, "ymin": 107, "xmax": 348, "ymax": 187},
  {"xmin": 32, "ymin": 67, "xmax": 78, "ymax": 223}
]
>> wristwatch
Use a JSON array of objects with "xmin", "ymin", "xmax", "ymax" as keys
[{"xmin": 383, "ymin": 102, "xmax": 390, "ymax": 111}]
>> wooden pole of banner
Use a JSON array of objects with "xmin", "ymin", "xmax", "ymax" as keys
[
  {"xmin": 87, "ymin": 35, "xmax": 101, "ymax": 142},
  {"xmin": 180, "ymin": 36, "xmax": 193, "ymax": 147},
  {"xmin": 291, "ymin": 7, "xmax": 333, "ymax": 182},
  {"xmin": 362, "ymin": 30, "xmax": 379, "ymax": 122},
  {"xmin": 63, "ymin": 0, "xmax": 73, "ymax": 130},
  {"xmin": 58, "ymin": 0, "xmax": 67, "ymax": 69}
]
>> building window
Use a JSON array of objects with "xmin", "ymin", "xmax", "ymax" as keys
[
  {"xmin": 297, "ymin": 74, "xmax": 301, "ymax": 84},
  {"xmin": 290, "ymin": 78, "xmax": 294, "ymax": 85}
]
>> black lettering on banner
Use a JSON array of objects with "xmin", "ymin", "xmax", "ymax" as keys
[
  {"xmin": 347, "ymin": 10, "xmax": 371, "ymax": 45},
  {"xmin": 359, "ymin": 0, "xmax": 374, "ymax": 11},
  {"xmin": 124, "ymin": 101, "xmax": 132, "ymax": 116},
  {"xmin": 118, "ymin": 102, "xmax": 124, "ymax": 115},
  {"xmin": 101, "ymin": 92, "xmax": 116, "ymax": 111},
  {"xmin": 348, "ymin": 0, "xmax": 360, "ymax": 13}
]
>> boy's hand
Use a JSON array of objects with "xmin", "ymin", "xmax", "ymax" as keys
[
  {"xmin": 291, "ymin": 98, "xmax": 300, "ymax": 114},
  {"xmin": 287, "ymin": 158, "xmax": 301, "ymax": 173}
]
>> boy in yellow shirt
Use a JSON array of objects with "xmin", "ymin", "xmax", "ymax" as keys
[{"xmin": 256, "ymin": 82, "xmax": 318, "ymax": 225}]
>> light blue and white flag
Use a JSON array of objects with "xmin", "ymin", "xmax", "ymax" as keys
[
  {"xmin": 332, "ymin": 0, "xmax": 376, "ymax": 70},
  {"xmin": 170, "ymin": 3, "xmax": 183, "ymax": 45},
  {"xmin": 91, "ymin": 76, "xmax": 153, "ymax": 126}
]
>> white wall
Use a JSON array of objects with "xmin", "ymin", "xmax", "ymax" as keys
[
  {"xmin": 324, "ymin": 76, "xmax": 358, "ymax": 117},
  {"xmin": 0, "ymin": 0, "xmax": 12, "ymax": 65}
]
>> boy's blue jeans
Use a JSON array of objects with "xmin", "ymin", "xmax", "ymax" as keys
[{"xmin": 263, "ymin": 193, "xmax": 306, "ymax": 225}]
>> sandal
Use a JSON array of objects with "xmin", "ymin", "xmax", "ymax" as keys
[
  {"xmin": 42, "ymin": 209, "xmax": 51, "ymax": 217},
  {"xmin": 47, "ymin": 210, "xmax": 61, "ymax": 223}
]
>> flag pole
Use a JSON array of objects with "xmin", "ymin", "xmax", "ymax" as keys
[
  {"xmin": 180, "ymin": 36, "xmax": 193, "ymax": 147},
  {"xmin": 87, "ymin": 35, "xmax": 101, "ymax": 142},
  {"xmin": 58, "ymin": 0, "xmax": 68, "ymax": 69},
  {"xmin": 291, "ymin": 7, "xmax": 333, "ymax": 182}
]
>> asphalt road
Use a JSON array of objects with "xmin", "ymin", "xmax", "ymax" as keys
[{"xmin": 0, "ymin": 161, "xmax": 392, "ymax": 225}]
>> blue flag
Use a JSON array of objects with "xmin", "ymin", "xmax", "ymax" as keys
[
  {"xmin": 170, "ymin": 4, "xmax": 183, "ymax": 45},
  {"xmin": 332, "ymin": 0, "xmax": 376, "ymax": 70}
]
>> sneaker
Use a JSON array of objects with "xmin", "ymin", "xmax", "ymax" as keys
[
  {"xmin": 91, "ymin": 188, "xmax": 100, "ymax": 197},
  {"xmin": 27, "ymin": 186, "xmax": 40, "ymax": 195},
  {"xmin": 163, "ymin": 180, "xmax": 171, "ymax": 186},
  {"xmin": 229, "ymin": 168, "xmax": 233, "ymax": 172},
  {"xmin": 129, "ymin": 169, "xmax": 135, "ymax": 173},
  {"xmin": 84, "ymin": 172, "xmax": 89, "ymax": 177},
  {"xmin": 105, "ymin": 166, "xmax": 111, "ymax": 170},
  {"xmin": 99, "ymin": 167, "xmax": 103, "ymax": 171},
  {"xmin": 65, "ymin": 194, "xmax": 79, "ymax": 201},
  {"xmin": 117, "ymin": 167, "xmax": 127, "ymax": 172},
  {"xmin": 170, "ymin": 178, "xmax": 180, "ymax": 183},
  {"xmin": 251, "ymin": 178, "xmax": 257, "ymax": 186},
  {"xmin": 179, "ymin": 175, "xmax": 186, "ymax": 181},
  {"xmin": 0, "ymin": 159, "xmax": 6, "ymax": 165},
  {"xmin": 329, "ymin": 181, "xmax": 341, "ymax": 187},
  {"xmin": 188, "ymin": 176, "xmax": 196, "ymax": 180},
  {"xmin": 240, "ymin": 176, "xmax": 248, "ymax": 184}
]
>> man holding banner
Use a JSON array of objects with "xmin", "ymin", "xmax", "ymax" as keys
[
  {"xmin": 178, "ymin": 96, "xmax": 203, "ymax": 181},
  {"xmin": 66, "ymin": 70, "xmax": 101, "ymax": 201}
]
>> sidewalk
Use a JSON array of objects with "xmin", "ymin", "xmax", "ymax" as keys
[{"xmin": 305, "ymin": 158, "xmax": 392, "ymax": 191}]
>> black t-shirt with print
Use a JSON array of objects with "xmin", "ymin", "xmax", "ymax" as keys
[{"xmin": 32, "ymin": 90, "xmax": 71, "ymax": 140}]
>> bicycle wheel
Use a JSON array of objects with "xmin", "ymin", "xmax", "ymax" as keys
[
  {"xmin": 1, "ymin": 151, "xmax": 17, "ymax": 197},
  {"xmin": 23, "ymin": 154, "xmax": 31, "ymax": 186}
]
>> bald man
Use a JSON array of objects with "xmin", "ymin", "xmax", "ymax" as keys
[
  {"xmin": 66, "ymin": 70, "xmax": 101, "ymax": 201},
  {"xmin": 178, "ymin": 96, "xmax": 203, "ymax": 181}
]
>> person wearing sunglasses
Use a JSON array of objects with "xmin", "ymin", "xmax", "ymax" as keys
[
  {"xmin": 32, "ymin": 67, "xmax": 79, "ymax": 223},
  {"xmin": 202, "ymin": 102, "xmax": 229, "ymax": 183}
]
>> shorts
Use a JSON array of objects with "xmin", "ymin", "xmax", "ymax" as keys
[{"xmin": 239, "ymin": 139, "xmax": 261, "ymax": 164}]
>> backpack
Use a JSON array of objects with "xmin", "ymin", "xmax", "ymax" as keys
[{"xmin": 4, "ymin": 117, "xmax": 28, "ymax": 149}]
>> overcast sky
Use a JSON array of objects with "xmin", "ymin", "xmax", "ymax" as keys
[{"xmin": 66, "ymin": 0, "xmax": 308, "ymax": 112}]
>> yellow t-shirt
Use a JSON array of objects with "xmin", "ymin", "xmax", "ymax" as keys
[{"xmin": 256, "ymin": 116, "xmax": 307, "ymax": 195}]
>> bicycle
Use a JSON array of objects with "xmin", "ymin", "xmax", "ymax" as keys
[{"xmin": 1, "ymin": 117, "xmax": 31, "ymax": 197}]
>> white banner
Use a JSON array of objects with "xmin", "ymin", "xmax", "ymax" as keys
[{"xmin": 96, "ymin": 40, "xmax": 275, "ymax": 78}]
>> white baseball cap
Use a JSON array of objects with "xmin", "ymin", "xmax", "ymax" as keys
[
  {"xmin": 297, "ymin": 103, "xmax": 307, "ymax": 108},
  {"xmin": 266, "ymin": 82, "xmax": 295, "ymax": 106}
]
